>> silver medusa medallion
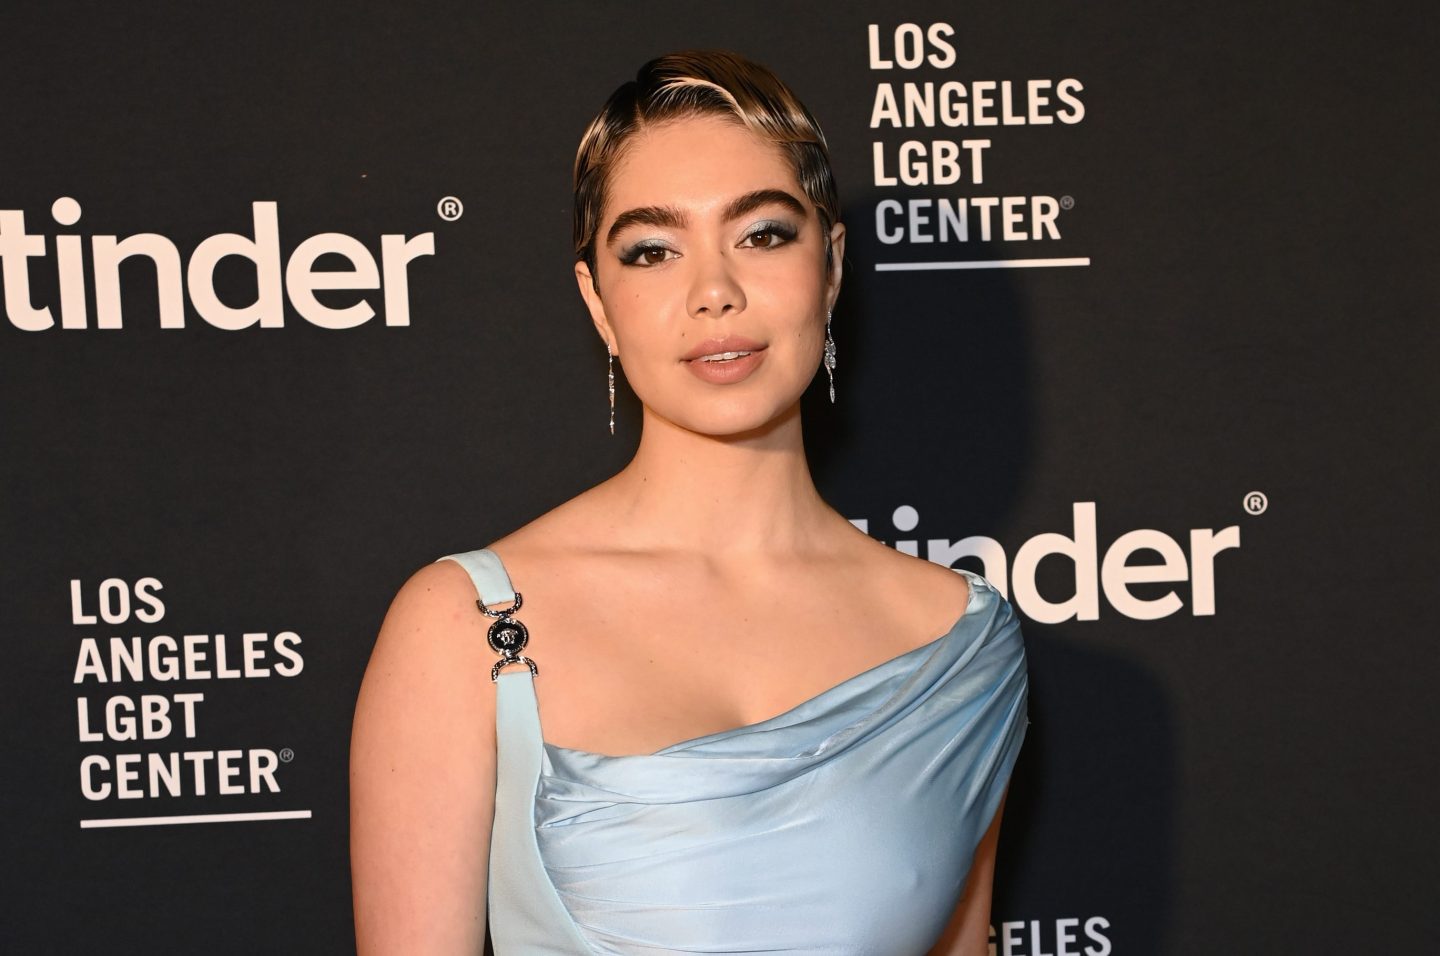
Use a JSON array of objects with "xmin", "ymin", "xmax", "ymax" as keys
[
  {"xmin": 487, "ymin": 617, "xmax": 528, "ymax": 654},
  {"xmin": 477, "ymin": 592, "xmax": 538, "ymax": 681}
]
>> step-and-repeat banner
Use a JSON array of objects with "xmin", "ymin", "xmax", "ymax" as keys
[{"xmin": 4, "ymin": 3, "xmax": 1434, "ymax": 953}]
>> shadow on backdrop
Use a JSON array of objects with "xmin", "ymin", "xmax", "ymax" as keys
[{"xmin": 810, "ymin": 208, "xmax": 1177, "ymax": 953}]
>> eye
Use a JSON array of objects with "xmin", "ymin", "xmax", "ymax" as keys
[
  {"xmin": 618, "ymin": 241, "xmax": 677, "ymax": 267},
  {"xmin": 739, "ymin": 220, "xmax": 798, "ymax": 250}
]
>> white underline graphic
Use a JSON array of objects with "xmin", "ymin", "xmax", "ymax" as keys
[
  {"xmin": 80, "ymin": 809, "xmax": 312, "ymax": 829},
  {"xmin": 876, "ymin": 257, "xmax": 1092, "ymax": 271}
]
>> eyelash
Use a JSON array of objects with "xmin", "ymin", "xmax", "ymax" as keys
[
  {"xmin": 616, "ymin": 220, "xmax": 801, "ymax": 267},
  {"xmin": 740, "ymin": 220, "xmax": 799, "ymax": 250},
  {"xmin": 617, "ymin": 240, "xmax": 674, "ymax": 267}
]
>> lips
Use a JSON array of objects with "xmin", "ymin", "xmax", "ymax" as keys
[
  {"xmin": 681, "ymin": 335, "xmax": 768, "ymax": 385},
  {"xmin": 681, "ymin": 335, "xmax": 766, "ymax": 363}
]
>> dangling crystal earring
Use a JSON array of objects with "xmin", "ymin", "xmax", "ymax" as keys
[
  {"xmin": 823, "ymin": 311, "xmax": 837, "ymax": 403},
  {"xmin": 607, "ymin": 345, "xmax": 616, "ymax": 435}
]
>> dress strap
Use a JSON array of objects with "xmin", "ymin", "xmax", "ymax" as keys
[
  {"xmin": 436, "ymin": 548, "xmax": 516, "ymax": 605},
  {"xmin": 437, "ymin": 548, "xmax": 537, "ymax": 680},
  {"xmin": 435, "ymin": 549, "xmax": 591, "ymax": 951}
]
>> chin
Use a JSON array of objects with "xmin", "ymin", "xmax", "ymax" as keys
[{"xmin": 668, "ymin": 394, "xmax": 802, "ymax": 439}]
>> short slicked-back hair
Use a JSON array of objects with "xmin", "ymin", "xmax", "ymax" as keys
[{"xmin": 573, "ymin": 50, "xmax": 840, "ymax": 279}]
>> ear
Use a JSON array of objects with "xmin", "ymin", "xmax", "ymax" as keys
[
  {"xmin": 824, "ymin": 221, "xmax": 847, "ymax": 313},
  {"xmin": 574, "ymin": 260, "xmax": 618, "ymax": 354}
]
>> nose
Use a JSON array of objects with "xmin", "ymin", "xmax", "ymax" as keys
[{"xmin": 685, "ymin": 251, "xmax": 746, "ymax": 319}]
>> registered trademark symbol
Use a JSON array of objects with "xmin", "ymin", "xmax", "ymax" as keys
[
  {"xmin": 1243, "ymin": 491, "xmax": 1268, "ymax": 515},
  {"xmin": 279, "ymin": 748, "xmax": 295, "ymax": 763},
  {"xmin": 1060, "ymin": 195, "xmax": 1075, "ymax": 210},
  {"xmin": 436, "ymin": 196, "xmax": 464, "ymax": 221}
]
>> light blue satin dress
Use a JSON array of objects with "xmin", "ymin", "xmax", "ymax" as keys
[{"xmin": 440, "ymin": 548, "xmax": 1029, "ymax": 955}]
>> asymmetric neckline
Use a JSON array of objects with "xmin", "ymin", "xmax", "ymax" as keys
[
  {"xmin": 451, "ymin": 535, "xmax": 1031, "ymax": 956},
  {"xmin": 540, "ymin": 570, "xmax": 982, "ymax": 761}
]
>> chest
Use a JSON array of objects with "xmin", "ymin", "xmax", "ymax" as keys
[
  {"xmin": 531, "ymin": 728, "xmax": 982, "ymax": 954},
  {"xmin": 499, "ymin": 565, "xmax": 955, "ymax": 756}
]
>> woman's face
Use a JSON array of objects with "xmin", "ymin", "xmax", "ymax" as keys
[{"xmin": 576, "ymin": 114, "xmax": 845, "ymax": 438}]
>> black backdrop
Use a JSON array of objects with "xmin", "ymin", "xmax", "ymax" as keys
[{"xmin": 3, "ymin": 2, "xmax": 1436, "ymax": 953}]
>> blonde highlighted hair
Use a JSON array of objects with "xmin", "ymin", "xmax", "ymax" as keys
[{"xmin": 573, "ymin": 50, "xmax": 840, "ymax": 278}]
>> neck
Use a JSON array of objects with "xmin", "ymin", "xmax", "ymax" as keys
[{"xmin": 600, "ymin": 401, "xmax": 835, "ymax": 556}]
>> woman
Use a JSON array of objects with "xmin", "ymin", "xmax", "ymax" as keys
[{"xmin": 351, "ymin": 51, "xmax": 1028, "ymax": 955}]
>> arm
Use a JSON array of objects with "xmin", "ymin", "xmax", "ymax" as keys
[
  {"xmin": 928, "ymin": 789, "xmax": 1009, "ymax": 956},
  {"xmin": 351, "ymin": 560, "xmax": 497, "ymax": 955}
]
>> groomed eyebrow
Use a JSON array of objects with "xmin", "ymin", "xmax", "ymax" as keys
[
  {"xmin": 721, "ymin": 189, "xmax": 807, "ymax": 223},
  {"xmin": 606, "ymin": 205, "xmax": 686, "ymax": 245},
  {"xmin": 605, "ymin": 189, "xmax": 809, "ymax": 245}
]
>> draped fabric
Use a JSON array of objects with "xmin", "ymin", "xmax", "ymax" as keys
[{"xmin": 440, "ymin": 550, "xmax": 1029, "ymax": 955}]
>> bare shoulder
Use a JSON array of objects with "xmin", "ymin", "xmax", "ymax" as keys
[
  {"xmin": 349, "ymin": 559, "xmax": 496, "ymax": 953},
  {"xmin": 384, "ymin": 557, "xmax": 491, "ymax": 636},
  {"xmin": 360, "ymin": 558, "xmax": 498, "ymax": 692},
  {"xmin": 354, "ymin": 557, "xmax": 497, "ymax": 757},
  {"xmin": 383, "ymin": 555, "xmax": 483, "ymax": 624},
  {"xmin": 848, "ymin": 529, "xmax": 973, "ymax": 632}
]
